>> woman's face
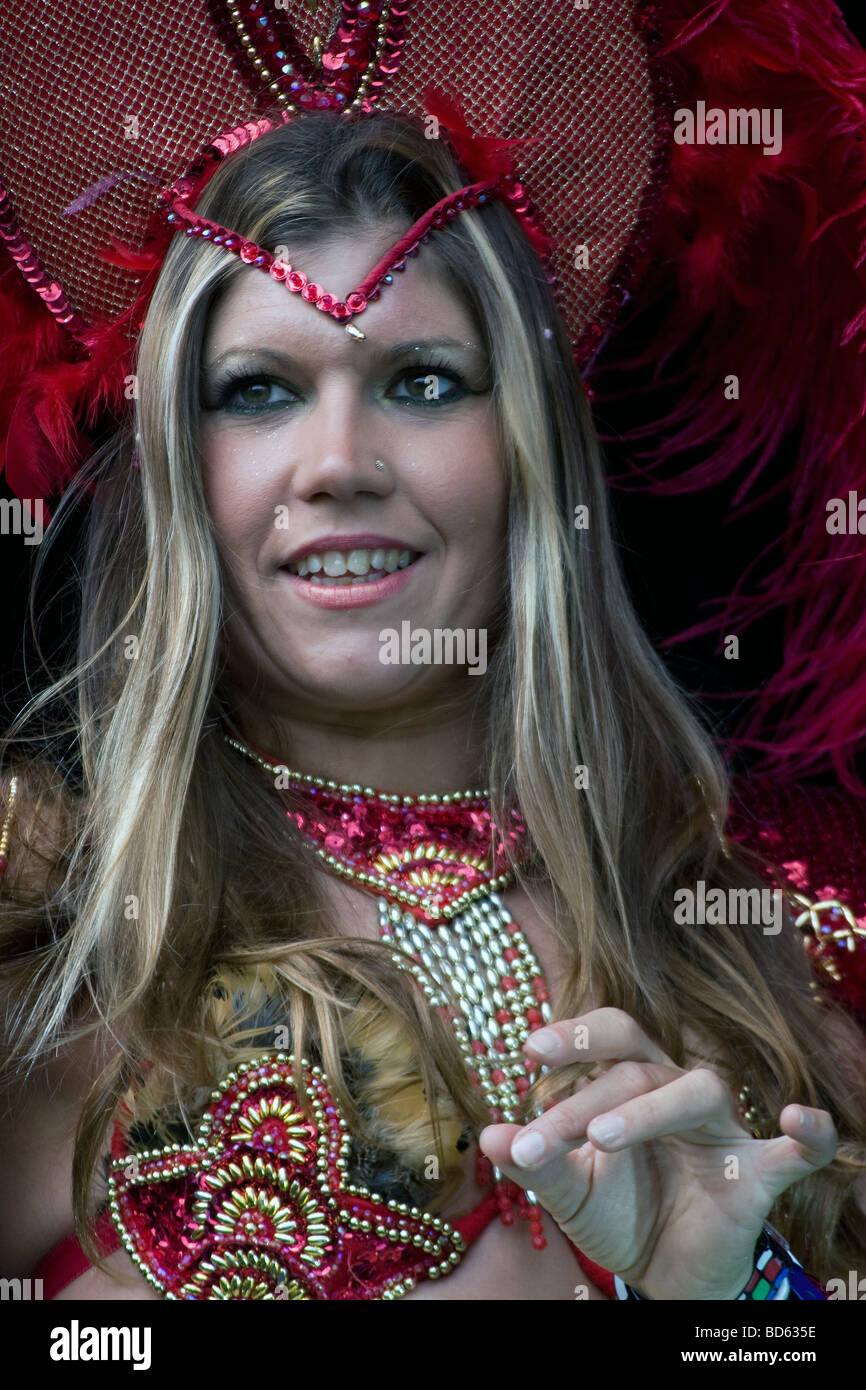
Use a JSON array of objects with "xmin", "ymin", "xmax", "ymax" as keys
[{"xmin": 199, "ymin": 221, "xmax": 508, "ymax": 721}]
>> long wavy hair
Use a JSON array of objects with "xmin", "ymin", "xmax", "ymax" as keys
[{"xmin": 1, "ymin": 109, "xmax": 864, "ymax": 1278}]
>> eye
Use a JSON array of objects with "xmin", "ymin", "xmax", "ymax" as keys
[
  {"xmin": 387, "ymin": 366, "xmax": 466, "ymax": 405},
  {"xmin": 206, "ymin": 373, "xmax": 300, "ymax": 414}
]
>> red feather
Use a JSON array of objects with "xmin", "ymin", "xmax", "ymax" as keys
[
  {"xmin": 589, "ymin": 0, "xmax": 866, "ymax": 788},
  {"xmin": 422, "ymin": 87, "xmax": 537, "ymax": 182},
  {"xmin": 0, "ymin": 244, "xmax": 134, "ymax": 515},
  {"xmin": 422, "ymin": 88, "xmax": 552, "ymax": 258}
]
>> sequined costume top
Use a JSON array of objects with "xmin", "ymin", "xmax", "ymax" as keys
[{"xmin": 26, "ymin": 775, "xmax": 866, "ymax": 1299}]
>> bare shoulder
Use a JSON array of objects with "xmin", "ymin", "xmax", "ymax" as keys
[
  {"xmin": 54, "ymin": 1249, "xmax": 162, "ymax": 1302},
  {"xmin": 0, "ymin": 758, "xmax": 80, "ymax": 903}
]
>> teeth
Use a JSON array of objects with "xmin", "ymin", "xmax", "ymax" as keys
[
  {"xmin": 309, "ymin": 571, "xmax": 394, "ymax": 586},
  {"xmin": 287, "ymin": 546, "xmax": 419, "ymax": 580},
  {"xmin": 346, "ymin": 549, "xmax": 370, "ymax": 576},
  {"xmin": 322, "ymin": 550, "xmax": 347, "ymax": 577}
]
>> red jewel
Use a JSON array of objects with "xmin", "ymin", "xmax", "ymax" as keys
[
  {"xmin": 331, "ymin": 301, "xmax": 351, "ymax": 320},
  {"xmin": 501, "ymin": 976, "xmax": 517, "ymax": 990},
  {"xmin": 535, "ymin": 988, "xmax": 550, "ymax": 1003},
  {"xmin": 239, "ymin": 242, "xmax": 261, "ymax": 264},
  {"xmin": 490, "ymin": 1068, "xmax": 506, "ymax": 1084},
  {"xmin": 302, "ymin": 282, "xmax": 323, "ymax": 302},
  {"xmin": 503, "ymin": 947, "xmax": 519, "ymax": 962},
  {"xmin": 495, "ymin": 1008, "xmax": 511, "ymax": 1023},
  {"xmin": 471, "ymin": 1040, "xmax": 486, "ymax": 1055},
  {"xmin": 269, "ymin": 260, "xmax": 291, "ymax": 281},
  {"xmin": 493, "ymin": 1037, "xmax": 506, "ymax": 1052},
  {"xmin": 345, "ymin": 291, "xmax": 367, "ymax": 312},
  {"xmin": 316, "ymin": 292, "xmax": 336, "ymax": 312},
  {"xmin": 515, "ymin": 1076, "xmax": 530, "ymax": 1094},
  {"xmin": 531, "ymin": 1234, "xmax": 547, "ymax": 1250},
  {"xmin": 526, "ymin": 1007, "xmax": 543, "ymax": 1024},
  {"xmin": 287, "ymin": 270, "xmax": 308, "ymax": 292}
]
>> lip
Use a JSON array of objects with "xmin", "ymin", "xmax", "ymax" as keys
[
  {"xmin": 281, "ymin": 533, "xmax": 422, "ymax": 567},
  {"xmin": 280, "ymin": 554, "xmax": 423, "ymax": 609}
]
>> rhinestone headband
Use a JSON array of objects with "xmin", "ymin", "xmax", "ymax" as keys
[{"xmin": 152, "ymin": 103, "xmax": 557, "ymax": 338}]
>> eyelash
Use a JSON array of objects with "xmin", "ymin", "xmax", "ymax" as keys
[{"xmin": 204, "ymin": 357, "xmax": 474, "ymax": 415}]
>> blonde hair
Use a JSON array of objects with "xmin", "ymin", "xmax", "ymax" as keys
[{"xmin": 1, "ymin": 110, "xmax": 864, "ymax": 1277}]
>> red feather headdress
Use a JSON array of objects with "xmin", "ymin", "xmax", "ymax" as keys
[{"xmin": 0, "ymin": 0, "xmax": 865, "ymax": 783}]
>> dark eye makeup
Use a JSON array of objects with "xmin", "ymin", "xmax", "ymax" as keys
[{"xmin": 200, "ymin": 355, "xmax": 487, "ymax": 416}]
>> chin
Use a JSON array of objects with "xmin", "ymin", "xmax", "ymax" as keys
[{"xmin": 276, "ymin": 642, "xmax": 484, "ymax": 708}]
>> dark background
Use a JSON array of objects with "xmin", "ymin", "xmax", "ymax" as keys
[{"xmin": 1, "ymin": 1, "xmax": 864, "ymax": 776}]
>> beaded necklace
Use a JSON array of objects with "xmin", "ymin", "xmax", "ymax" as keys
[{"xmin": 225, "ymin": 733, "xmax": 553, "ymax": 1247}]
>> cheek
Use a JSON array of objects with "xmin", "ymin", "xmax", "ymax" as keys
[
  {"xmin": 200, "ymin": 427, "xmax": 263, "ymax": 560},
  {"xmin": 432, "ymin": 421, "xmax": 507, "ymax": 549},
  {"xmin": 199, "ymin": 424, "xmax": 231, "ymax": 524}
]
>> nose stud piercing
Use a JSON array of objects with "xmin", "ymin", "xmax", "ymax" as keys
[{"xmin": 375, "ymin": 459, "xmax": 385, "ymax": 470}]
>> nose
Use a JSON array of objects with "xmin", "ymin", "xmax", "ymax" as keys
[{"xmin": 289, "ymin": 372, "xmax": 391, "ymax": 504}]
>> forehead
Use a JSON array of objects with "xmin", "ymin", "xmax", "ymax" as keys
[{"xmin": 203, "ymin": 221, "xmax": 483, "ymax": 365}]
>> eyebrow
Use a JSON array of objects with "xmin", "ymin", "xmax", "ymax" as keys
[{"xmin": 202, "ymin": 338, "xmax": 486, "ymax": 374}]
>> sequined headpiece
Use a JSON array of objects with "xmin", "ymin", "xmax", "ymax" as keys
[
  {"xmin": 2, "ymin": 1, "xmax": 866, "ymax": 781},
  {"xmin": 153, "ymin": 100, "xmax": 554, "ymax": 339}
]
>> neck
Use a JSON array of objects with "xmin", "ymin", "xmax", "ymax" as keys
[{"xmin": 223, "ymin": 684, "xmax": 490, "ymax": 795}]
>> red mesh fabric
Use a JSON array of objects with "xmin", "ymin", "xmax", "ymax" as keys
[{"xmin": 0, "ymin": 1, "xmax": 659, "ymax": 346}]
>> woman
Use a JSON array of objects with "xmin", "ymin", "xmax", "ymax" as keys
[{"xmin": 0, "ymin": 108, "xmax": 863, "ymax": 1301}]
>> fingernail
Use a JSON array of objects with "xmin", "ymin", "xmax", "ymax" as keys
[
  {"xmin": 525, "ymin": 1030, "xmax": 557, "ymax": 1057},
  {"xmin": 511, "ymin": 1129, "xmax": 547, "ymax": 1167},
  {"xmin": 797, "ymin": 1106, "xmax": 814, "ymax": 1130},
  {"xmin": 589, "ymin": 1114, "xmax": 624, "ymax": 1145}
]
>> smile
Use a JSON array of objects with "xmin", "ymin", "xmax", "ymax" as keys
[{"xmin": 286, "ymin": 547, "xmax": 420, "ymax": 586}]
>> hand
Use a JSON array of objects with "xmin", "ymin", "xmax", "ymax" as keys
[{"xmin": 479, "ymin": 1008, "xmax": 836, "ymax": 1300}]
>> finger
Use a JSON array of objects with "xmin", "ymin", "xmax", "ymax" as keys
[
  {"xmin": 479, "ymin": 1121, "xmax": 592, "ymax": 1222},
  {"xmin": 524, "ymin": 1007, "xmax": 675, "ymax": 1070},
  {"xmin": 584, "ymin": 1066, "xmax": 745, "ymax": 1152},
  {"xmin": 498, "ymin": 1061, "xmax": 682, "ymax": 1170},
  {"xmin": 758, "ymin": 1106, "xmax": 838, "ymax": 1197}
]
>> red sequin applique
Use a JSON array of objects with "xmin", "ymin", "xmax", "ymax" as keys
[
  {"xmin": 109, "ymin": 1055, "xmax": 470, "ymax": 1300},
  {"xmin": 269, "ymin": 767, "xmax": 530, "ymax": 923}
]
